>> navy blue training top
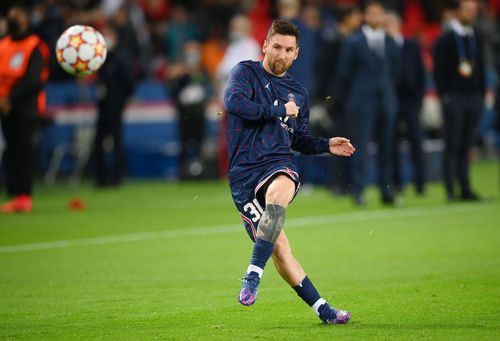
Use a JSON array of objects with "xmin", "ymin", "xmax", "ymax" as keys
[{"xmin": 224, "ymin": 60, "xmax": 330, "ymax": 185}]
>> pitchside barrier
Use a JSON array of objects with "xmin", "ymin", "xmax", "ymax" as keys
[
  {"xmin": 27, "ymin": 80, "xmax": 488, "ymax": 186},
  {"xmin": 38, "ymin": 80, "xmax": 222, "ymax": 183}
]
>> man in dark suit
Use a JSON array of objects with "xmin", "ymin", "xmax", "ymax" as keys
[
  {"xmin": 337, "ymin": 0, "xmax": 400, "ymax": 206},
  {"xmin": 433, "ymin": 0, "xmax": 485, "ymax": 201},
  {"xmin": 94, "ymin": 26, "xmax": 135, "ymax": 187},
  {"xmin": 315, "ymin": 4, "xmax": 362, "ymax": 195},
  {"xmin": 385, "ymin": 11, "xmax": 427, "ymax": 195}
]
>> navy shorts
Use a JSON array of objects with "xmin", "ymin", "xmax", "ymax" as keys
[{"xmin": 230, "ymin": 164, "xmax": 300, "ymax": 242}]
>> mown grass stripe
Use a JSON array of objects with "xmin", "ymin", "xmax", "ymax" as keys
[{"xmin": 0, "ymin": 203, "xmax": 491, "ymax": 254}]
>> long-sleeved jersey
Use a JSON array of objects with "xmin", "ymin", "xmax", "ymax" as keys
[{"xmin": 224, "ymin": 60, "xmax": 330, "ymax": 185}]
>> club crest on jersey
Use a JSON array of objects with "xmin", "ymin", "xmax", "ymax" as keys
[{"xmin": 287, "ymin": 93, "xmax": 296, "ymax": 102}]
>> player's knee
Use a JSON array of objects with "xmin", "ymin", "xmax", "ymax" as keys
[
  {"xmin": 265, "ymin": 176, "xmax": 295, "ymax": 207},
  {"xmin": 265, "ymin": 190, "xmax": 289, "ymax": 207}
]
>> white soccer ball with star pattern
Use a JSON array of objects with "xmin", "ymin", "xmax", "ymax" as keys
[{"xmin": 56, "ymin": 25, "xmax": 107, "ymax": 77}]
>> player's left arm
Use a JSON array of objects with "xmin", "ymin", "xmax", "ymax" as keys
[{"xmin": 291, "ymin": 96, "xmax": 355, "ymax": 156}]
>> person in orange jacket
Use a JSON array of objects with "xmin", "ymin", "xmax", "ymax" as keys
[{"xmin": 0, "ymin": 4, "xmax": 49, "ymax": 213}]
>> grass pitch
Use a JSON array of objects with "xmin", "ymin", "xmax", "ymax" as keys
[{"xmin": 1, "ymin": 161, "xmax": 499, "ymax": 340}]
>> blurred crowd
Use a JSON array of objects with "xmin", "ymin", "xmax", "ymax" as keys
[{"xmin": 0, "ymin": 0, "xmax": 499, "ymax": 212}]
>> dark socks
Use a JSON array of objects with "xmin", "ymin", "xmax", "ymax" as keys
[
  {"xmin": 250, "ymin": 238, "xmax": 275, "ymax": 269},
  {"xmin": 293, "ymin": 276, "xmax": 321, "ymax": 306}
]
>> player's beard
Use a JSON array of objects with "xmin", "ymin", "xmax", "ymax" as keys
[{"xmin": 269, "ymin": 58, "xmax": 289, "ymax": 75}]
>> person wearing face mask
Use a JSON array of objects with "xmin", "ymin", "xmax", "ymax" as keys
[
  {"xmin": 167, "ymin": 40, "xmax": 212, "ymax": 179},
  {"xmin": 93, "ymin": 25, "xmax": 135, "ymax": 187},
  {"xmin": 216, "ymin": 14, "xmax": 261, "ymax": 102},
  {"xmin": 0, "ymin": 4, "xmax": 49, "ymax": 213}
]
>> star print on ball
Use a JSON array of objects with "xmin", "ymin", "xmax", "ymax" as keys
[{"xmin": 56, "ymin": 25, "xmax": 107, "ymax": 77}]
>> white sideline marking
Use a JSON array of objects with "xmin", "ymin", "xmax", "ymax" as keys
[{"xmin": 0, "ymin": 204, "xmax": 491, "ymax": 254}]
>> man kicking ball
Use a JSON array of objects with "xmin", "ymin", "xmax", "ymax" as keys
[{"xmin": 224, "ymin": 19, "xmax": 355, "ymax": 324}]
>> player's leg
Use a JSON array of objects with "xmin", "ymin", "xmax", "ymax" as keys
[
  {"xmin": 272, "ymin": 230, "xmax": 352, "ymax": 324},
  {"xmin": 271, "ymin": 230, "xmax": 305, "ymax": 286},
  {"xmin": 238, "ymin": 175, "xmax": 294, "ymax": 306}
]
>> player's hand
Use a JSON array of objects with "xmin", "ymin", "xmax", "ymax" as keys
[
  {"xmin": 284, "ymin": 100, "xmax": 299, "ymax": 118},
  {"xmin": 329, "ymin": 137, "xmax": 355, "ymax": 157}
]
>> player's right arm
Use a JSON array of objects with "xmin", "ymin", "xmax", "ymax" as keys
[{"xmin": 224, "ymin": 63, "xmax": 287, "ymax": 120}]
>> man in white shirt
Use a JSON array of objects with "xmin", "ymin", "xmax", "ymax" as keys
[{"xmin": 216, "ymin": 15, "xmax": 261, "ymax": 101}]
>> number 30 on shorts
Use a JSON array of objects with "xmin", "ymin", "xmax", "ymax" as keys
[{"xmin": 243, "ymin": 199, "xmax": 265, "ymax": 222}]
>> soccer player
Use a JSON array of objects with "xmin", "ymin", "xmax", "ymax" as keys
[{"xmin": 224, "ymin": 19, "xmax": 355, "ymax": 324}]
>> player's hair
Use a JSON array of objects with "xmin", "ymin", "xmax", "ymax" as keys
[{"xmin": 266, "ymin": 19, "xmax": 300, "ymax": 46}]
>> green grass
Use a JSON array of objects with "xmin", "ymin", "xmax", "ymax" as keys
[{"xmin": 1, "ymin": 161, "xmax": 499, "ymax": 340}]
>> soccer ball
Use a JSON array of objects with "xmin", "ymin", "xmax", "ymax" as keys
[{"xmin": 56, "ymin": 25, "xmax": 107, "ymax": 77}]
